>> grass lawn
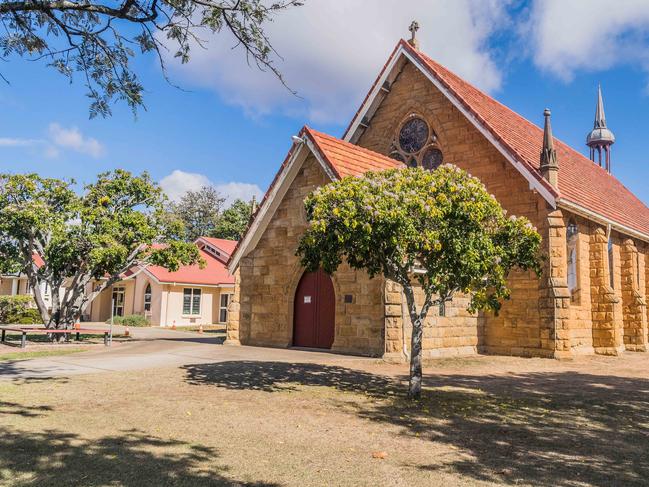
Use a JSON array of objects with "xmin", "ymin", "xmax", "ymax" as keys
[
  {"xmin": 1, "ymin": 354, "xmax": 648, "ymax": 486},
  {"xmin": 1, "ymin": 332, "xmax": 130, "ymax": 344},
  {"xmin": 166, "ymin": 325, "xmax": 226, "ymax": 334},
  {"xmin": 0, "ymin": 348, "xmax": 85, "ymax": 362}
]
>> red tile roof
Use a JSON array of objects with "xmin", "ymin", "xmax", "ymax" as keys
[
  {"xmin": 32, "ymin": 252, "xmax": 44, "ymax": 268},
  {"xmin": 227, "ymin": 127, "xmax": 404, "ymax": 267},
  {"xmin": 395, "ymin": 40, "xmax": 649, "ymax": 237},
  {"xmin": 146, "ymin": 248, "xmax": 234, "ymax": 286},
  {"xmin": 198, "ymin": 237, "xmax": 237, "ymax": 255},
  {"xmin": 304, "ymin": 126, "xmax": 404, "ymax": 177}
]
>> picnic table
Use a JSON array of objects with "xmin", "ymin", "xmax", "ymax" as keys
[{"xmin": 0, "ymin": 326, "xmax": 110, "ymax": 348}]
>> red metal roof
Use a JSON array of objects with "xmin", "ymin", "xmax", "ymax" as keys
[
  {"xmin": 304, "ymin": 126, "xmax": 403, "ymax": 177},
  {"xmin": 395, "ymin": 40, "xmax": 649, "ymax": 237},
  {"xmin": 32, "ymin": 253, "xmax": 44, "ymax": 268},
  {"xmin": 146, "ymin": 247, "xmax": 234, "ymax": 286},
  {"xmin": 198, "ymin": 237, "xmax": 238, "ymax": 255}
]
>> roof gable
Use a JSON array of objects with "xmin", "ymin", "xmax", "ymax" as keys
[
  {"xmin": 228, "ymin": 126, "xmax": 402, "ymax": 271},
  {"xmin": 345, "ymin": 40, "xmax": 649, "ymax": 240},
  {"xmin": 305, "ymin": 127, "xmax": 403, "ymax": 177},
  {"xmin": 146, "ymin": 247, "xmax": 234, "ymax": 287}
]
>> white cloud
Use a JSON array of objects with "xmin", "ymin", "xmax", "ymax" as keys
[
  {"xmin": 161, "ymin": 0, "xmax": 511, "ymax": 123},
  {"xmin": 526, "ymin": 0, "xmax": 649, "ymax": 84},
  {"xmin": 48, "ymin": 123, "xmax": 105, "ymax": 158},
  {"xmin": 0, "ymin": 124, "xmax": 105, "ymax": 159},
  {"xmin": 159, "ymin": 170, "xmax": 213, "ymax": 201},
  {"xmin": 0, "ymin": 137, "xmax": 43, "ymax": 147},
  {"xmin": 213, "ymin": 182, "xmax": 264, "ymax": 205},
  {"xmin": 160, "ymin": 169, "xmax": 263, "ymax": 206}
]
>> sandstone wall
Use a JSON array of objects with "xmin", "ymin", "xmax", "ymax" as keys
[
  {"xmin": 355, "ymin": 60, "xmax": 550, "ymax": 357},
  {"xmin": 383, "ymin": 280, "xmax": 482, "ymax": 363},
  {"xmin": 231, "ymin": 153, "xmax": 385, "ymax": 356}
]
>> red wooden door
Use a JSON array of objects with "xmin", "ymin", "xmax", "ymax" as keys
[{"xmin": 293, "ymin": 269, "xmax": 335, "ymax": 349}]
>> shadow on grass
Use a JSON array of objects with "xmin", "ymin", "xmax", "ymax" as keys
[
  {"xmin": 0, "ymin": 401, "xmax": 52, "ymax": 418},
  {"xmin": 0, "ymin": 427, "xmax": 280, "ymax": 487},
  {"xmin": 183, "ymin": 361, "xmax": 649, "ymax": 487}
]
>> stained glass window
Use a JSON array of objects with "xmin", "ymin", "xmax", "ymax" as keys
[
  {"xmin": 566, "ymin": 221, "xmax": 578, "ymax": 292},
  {"xmin": 422, "ymin": 147, "xmax": 444, "ymax": 171},
  {"xmin": 608, "ymin": 237, "xmax": 615, "ymax": 288},
  {"xmin": 398, "ymin": 117, "xmax": 429, "ymax": 153}
]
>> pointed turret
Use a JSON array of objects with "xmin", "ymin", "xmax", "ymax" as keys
[
  {"xmin": 586, "ymin": 84, "xmax": 615, "ymax": 172},
  {"xmin": 540, "ymin": 108, "xmax": 558, "ymax": 188}
]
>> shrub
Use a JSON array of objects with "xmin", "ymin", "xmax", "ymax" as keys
[
  {"xmin": 7, "ymin": 309, "xmax": 42, "ymax": 325},
  {"xmin": 0, "ymin": 295, "xmax": 41, "ymax": 324},
  {"xmin": 106, "ymin": 314, "xmax": 149, "ymax": 327}
]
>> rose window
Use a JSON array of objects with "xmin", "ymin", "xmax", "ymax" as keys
[{"xmin": 390, "ymin": 115, "xmax": 444, "ymax": 170}]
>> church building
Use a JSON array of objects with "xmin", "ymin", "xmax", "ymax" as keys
[{"xmin": 226, "ymin": 27, "xmax": 649, "ymax": 361}]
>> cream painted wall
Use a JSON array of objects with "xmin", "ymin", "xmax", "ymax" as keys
[
  {"xmin": 160, "ymin": 285, "xmax": 217, "ymax": 327},
  {"xmin": 86, "ymin": 272, "xmax": 234, "ymax": 326}
]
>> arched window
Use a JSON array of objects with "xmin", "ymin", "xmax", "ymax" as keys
[
  {"xmin": 566, "ymin": 221, "xmax": 578, "ymax": 293},
  {"xmin": 144, "ymin": 283, "xmax": 152, "ymax": 312},
  {"xmin": 390, "ymin": 114, "xmax": 444, "ymax": 171},
  {"xmin": 608, "ymin": 236, "xmax": 615, "ymax": 288}
]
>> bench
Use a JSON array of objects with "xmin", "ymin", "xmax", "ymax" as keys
[{"xmin": 0, "ymin": 326, "xmax": 110, "ymax": 348}]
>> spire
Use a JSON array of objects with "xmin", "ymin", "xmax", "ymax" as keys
[
  {"xmin": 540, "ymin": 108, "xmax": 558, "ymax": 188},
  {"xmin": 408, "ymin": 20, "xmax": 420, "ymax": 49},
  {"xmin": 586, "ymin": 84, "xmax": 615, "ymax": 172},
  {"xmin": 594, "ymin": 84, "xmax": 606, "ymax": 129}
]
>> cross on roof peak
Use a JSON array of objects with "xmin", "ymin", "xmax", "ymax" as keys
[{"xmin": 408, "ymin": 20, "xmax": 420, "ymax": 49}]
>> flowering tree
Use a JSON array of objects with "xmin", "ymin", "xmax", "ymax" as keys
[
  {"xmin": 0, "ymin": 170, "xmax": 201, "ymax": 329},
  {"xmin": 297, "ymin": 166, "xmax": 542, "ymax": 399}
]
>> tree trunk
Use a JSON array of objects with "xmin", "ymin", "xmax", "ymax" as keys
[
  {"xmin": 408, "ymin": 314, "xmax": 424, "ymax": 399},
  {"xmin": 402, "ymin": 284, "xmax": 424, "ymax": 400}
]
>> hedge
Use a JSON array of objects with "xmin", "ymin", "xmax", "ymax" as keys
[
  {"xmin": 0, "ymin": 295, "xmax": 42, "ymax": 325},
  {"xmin": 106, "ymin": 314, "xmax": 150, "ymax": 327}
]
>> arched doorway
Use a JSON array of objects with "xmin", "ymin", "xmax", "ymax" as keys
[{"xmin": 293, "ymin": 269, "xmax": 335, "ymax": 349}]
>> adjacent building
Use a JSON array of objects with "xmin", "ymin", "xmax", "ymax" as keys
[
  {"xmin": 87, "ymin": 237, "xmax": 236, "ymax": 326},
  {"xmin": 0, "ymin": 253, "xmax": 62, "ymax": 311},
  {"xmin": 0, "ymin": 238, "xmax": 237, "ymax": 328}
]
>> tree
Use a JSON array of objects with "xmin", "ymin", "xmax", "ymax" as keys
[
  {"xmin": 0, "ymin": 0, "xmax": 302, "ymax": 117},
  {"xmin": 0, "ymin": 170, "xmax": 202, "ymax": 329},
  {"xmin": 296, "ymin": 166, "xmax": 542, "ymax": 399},
  {"xmin": 212, "ymin": 198, "xmax": 254, "ymax": 240},
  {"xmin": 171, "ymin": 186, "xmax": 225, "ymax": 241}
]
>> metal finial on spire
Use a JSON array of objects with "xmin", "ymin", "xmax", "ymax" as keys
[
  {"xmin": 594, "ymin": 83, "xmax": 607, "ymax": 129},
  {"xmin": 540, "ymin": 108, "xmax": 558, "ymax": 188},
  {"xmin": 408, "ymin": 20, "xmax": 420, "ymax": 49},
  {"xmin": 586, "ymin": 84, "xmax": 615, "ymax": 172}
]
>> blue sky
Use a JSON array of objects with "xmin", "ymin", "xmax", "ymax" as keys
[{"xmin": 1, "ymin": 0, "xmax": 649, "ymax": 206}]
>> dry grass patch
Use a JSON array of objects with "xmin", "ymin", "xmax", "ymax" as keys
[{"xmin": 1, "ymin": 354, "xmax": 648, "ymax": 486}]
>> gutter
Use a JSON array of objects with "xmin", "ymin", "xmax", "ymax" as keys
[{"xmin": 557, "ymin": 198, "xmax": 649, "ymax": 243}]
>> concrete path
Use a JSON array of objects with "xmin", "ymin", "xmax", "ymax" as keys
[{"xmin": 0, "ymin": 325, "xmax": 375, "ymax": 380}]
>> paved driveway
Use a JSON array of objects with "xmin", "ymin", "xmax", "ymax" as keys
[{"xmin": 0, "ymin": 325, "xmax": 375, "ymax": 380}]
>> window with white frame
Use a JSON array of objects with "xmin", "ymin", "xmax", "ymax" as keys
[
  {"xmin": 183, "ymin": 288, "xmax": 201, "ymax": 315},
  {"xmin": 219, "ymin": 293, "xmax": 231, "ymax": 323},
  {"xmin": 144, "ymin": 283, "xmax": 152, "ymax": 312}
]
